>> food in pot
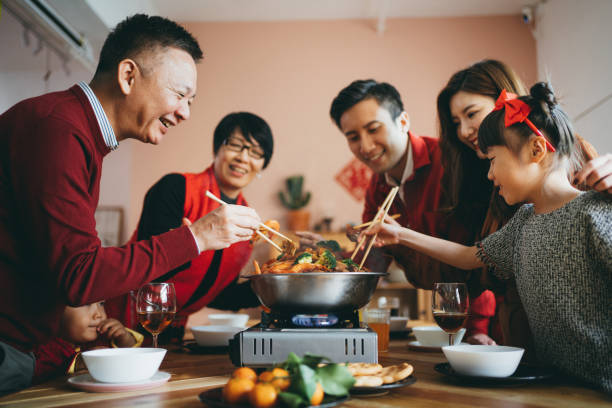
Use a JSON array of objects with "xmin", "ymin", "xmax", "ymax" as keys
[{"xmin": 254, "ymin": 240, "xmax": 366, "ymax": 274}]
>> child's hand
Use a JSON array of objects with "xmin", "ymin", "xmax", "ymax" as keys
[
  {"xmin": 360, "ymin": 215, "xmax": 405, "ymax": 247},
  {"xmin": 465, "ymin": 333, "xmax": 497, "ymax": 346},
  {"xmin": 97, "ymin": 318, "xmax": 136, "ymax": 348}
]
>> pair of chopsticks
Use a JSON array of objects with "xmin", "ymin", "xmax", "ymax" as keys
[
  {"xmin": 350, "ymin": 186, "xmax": 399, "ymax": 269},
  {"xmin": 205, "ymin": 190, "xmax": 294, "ymax": 253},
  {"xmin": 352, "ymin": 214, "xmax": 400, "ymax": 229}
]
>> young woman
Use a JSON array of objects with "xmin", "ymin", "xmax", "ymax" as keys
[
  {"xmin": 433, "ymin": 60, "xmax": 609, "ymax": 353},
  {"xmin": 366, "ymin": 83, "xmax": 611, "ymax": 393},
  {"xmin": 105, "ymin": 112, "xmax": 274, "ymax": 343}
]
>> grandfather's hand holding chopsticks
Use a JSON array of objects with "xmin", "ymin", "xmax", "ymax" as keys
[{"xmin": 188, "ymin": 204, "xmax": 261, "ymax": 251}]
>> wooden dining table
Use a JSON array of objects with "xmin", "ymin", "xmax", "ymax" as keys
[{"xmin": 1, "ymin": 335, "xmax": 609, "ymax": 408}]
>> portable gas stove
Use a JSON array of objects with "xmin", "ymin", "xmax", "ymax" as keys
[{"xmin": 229, "ymin": 310, "xmax": 378, "ymax": 367}]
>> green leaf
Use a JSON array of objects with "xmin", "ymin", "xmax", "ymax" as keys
[
  {"xmin": 280, "ymin": 352, "xmax": 303, "ymax": 373},
  {"xmin": 316, "ymin": 364, "xmax": 355, "ymax": 396},
  {"xmin": 301, "ymin": 353, "xmax": 327, "ymax": 369},
  {"xmin": 278, "ymin": 391, "xmax": 308, "ymax": 408},
  {"xmin": 289, "ymin": 364, "xmax": 317, "ymax": 401}
]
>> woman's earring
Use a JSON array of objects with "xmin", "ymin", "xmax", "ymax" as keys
[{"xmin": 256, "ymin": 172, "xmax": 262, "ymax": 179}]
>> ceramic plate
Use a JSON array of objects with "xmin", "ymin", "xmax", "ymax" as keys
[
  {"xmin": 350, "ymin": 376, "xmax": 416, "ymax": 395},
  {"xmin": 408, "ymin": 341, "xmax": 470, "ymax": 352},
  {"xmin": 434, "ymin": 363, "xmax": 555, "ymax": 386},
  {"xmin": 67, "ymin": 371, "xmax": 171, "ymax": 392},
  {"xmin": 198, "ymin": 386, "xmax": 349, "ymax": 408}
]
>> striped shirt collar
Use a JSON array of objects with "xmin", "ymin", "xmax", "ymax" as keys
[
  {"xmin": 384, "ymin": 137, "xmax": 413, "ymax": 203},
  {"xmin": 77, "ymin": 81, "xmax": 118, "ymax": 151}
]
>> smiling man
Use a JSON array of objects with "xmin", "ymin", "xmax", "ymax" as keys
[
  {"xmin": 330, "ymin": 79, "xmax": 465, "ymax": 248},
  {"xmin": 329, "ymin": 79, "xmax": 494, "ymax": 341},
  {"xmin": 0, "ymin": 15, "xmax": 261, "ymax": 393}
]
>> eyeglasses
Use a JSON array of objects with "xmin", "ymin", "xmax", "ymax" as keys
[{"xmin": 224, "ymin": 138, "xmax": 265, "ymax": 160}]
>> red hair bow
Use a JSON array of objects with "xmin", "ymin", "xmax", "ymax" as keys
[{"xmin": 492, "ymin": 89, "xmax": 555, "ymax": 152}]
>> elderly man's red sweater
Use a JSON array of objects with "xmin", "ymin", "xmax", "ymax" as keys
[{"xmin": 0, "ymin": 85, "xmax": 198, "ymax": 351}]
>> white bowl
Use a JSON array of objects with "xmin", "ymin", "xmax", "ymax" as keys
[
  {"xmin": 390, "ymin": 316, "xmax": 409, "ymax": 332},
  {"xmin": 442, "ymin": 345, "xmax": 524, "ymax": 377},
  {"xmin": 412, "ymin": 326, "xmax": 465, "ymax": 347},
  {"xmin": 191, "ymin": 325, "xmax": 244, "ymax": 347},
  {"xmin": 207, "ymin": 313, "xmax": 249, "ymax": 327},
  {"xmin": 81, "ymin": 348, "xmax": 166, "ymax": 383}
]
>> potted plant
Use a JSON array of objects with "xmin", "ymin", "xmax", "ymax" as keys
[{"xmin": 279, "ymin": 175, "xmax": 311, "ymax": 231}]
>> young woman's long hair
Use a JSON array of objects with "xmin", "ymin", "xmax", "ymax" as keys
[{"xmin": 436, "ymin": 60, "xmax": 527, "ymax": 240}]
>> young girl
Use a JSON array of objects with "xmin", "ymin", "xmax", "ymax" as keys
[
  {"xmin": 365, "ymin": 82, "xmax": 611, "ymax": 393},
  {"xmin": 32, "ymin": 301, "xmax": 143, "ymax": 384}
]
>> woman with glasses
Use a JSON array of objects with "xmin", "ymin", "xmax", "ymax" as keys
[{"xmin": 105, "ymin": 112, "xmax": 274, "ymax": 343}]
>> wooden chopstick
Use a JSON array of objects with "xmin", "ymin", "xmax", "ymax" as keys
[
  {"xmin": 255, "ymin": 231, "xmax": 283, "ymax": 252},
  {"xmin": 353, "ymin": 214, "xmax": 400, "ymax": 229},
  {"xmin": 205, "ymin": 190, "xmax": 285, "ymax": 252},
  {"xmin": 350, "ymin": 187, "xmax": 399, "ymax": 260},
  {"xmin": 257, "ymin": 221, "xmax": 295, "ymax": 245},
  {"xmin": 359, "ymin": 187, "xmax": 398, "ymax": 269}
]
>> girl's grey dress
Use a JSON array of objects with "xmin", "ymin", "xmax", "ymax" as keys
[{"xmin": 476, "ymin": 190, "xmax": 611, "ymax": 393}]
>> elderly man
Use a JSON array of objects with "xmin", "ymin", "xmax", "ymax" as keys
[{"xmin": 0, "ymin": 14, "xmax": 260, "ymax": 393}]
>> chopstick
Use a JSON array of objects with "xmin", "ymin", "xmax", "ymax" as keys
[
  {"xmin": 204, "ymin": 190, "xmax": 285, "ymax": 253},
  {"xmin": 352, "ymin": 214, "xmax": 400, "ymax": 229},
  {"xmin": 350, "ymin": 186, "xmax": 399, "ymax": 260},
  {"xmin": 359, "ymin": 187, "xmax": 398, "ymax": 269}
]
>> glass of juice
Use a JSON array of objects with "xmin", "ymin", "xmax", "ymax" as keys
[{"xmin": 364, "ymin": 308, "xmax": 390, "ymax": 352}]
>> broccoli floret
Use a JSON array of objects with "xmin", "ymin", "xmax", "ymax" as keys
[
  {"xmin": 293, "ymin": 252, "xmax": 313, "ymax": 265},
  {"xmin": 316, "ymin": 240, "xmax": 341, "ymax": 253},
  {"xmin": 341, "ymin": 258, "xmax": 360, "ymax": 271},
  {"xmin": 315, "ymin": 249, "xmax": 337, "ymax": 269}
]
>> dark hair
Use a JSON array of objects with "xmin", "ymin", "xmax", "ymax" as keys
[
  {"xmin": 479, "ymin": 82, "xmax": 576, "ymax": 163},
  {"xmin": 93, "ymin": 14, "xmax": 203, "ymax": 77},
  {"xmin": 213, "ymin": 112, "xmax": 274, "ymax": 169},
  {"xmin": 436, "ymin": 60, "xmax": 527, "ymax": 237},
  {"xmin": 330, "ymin": 79, "xmax": 404, "ymax": 128}
]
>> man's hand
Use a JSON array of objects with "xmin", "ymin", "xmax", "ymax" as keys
[
  {"xmin": 189, "ymin": 204, "xmax": 261, "ymax": 251},
  {"xmin": 97, "ymin": 318, "xmax": 135, "ymax": 347},
  {"xmin": 573, "ymin": 153, "xmax": 612, "ymax": 193}
]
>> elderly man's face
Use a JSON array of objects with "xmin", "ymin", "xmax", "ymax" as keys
[{"xmin": 128, "ymin": 47, "xmax": 197, "ymax": 145}]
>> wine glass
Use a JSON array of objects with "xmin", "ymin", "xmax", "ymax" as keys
[
  {"xmin": 432, "ymin": 283, "xmax": 469, "ymax": 346},
  {"xmin": 136, "ymin": 283, "xmax": 176, "ymax": 348}
]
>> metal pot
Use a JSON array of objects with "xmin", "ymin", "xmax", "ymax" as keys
[{"xmin": 246, "ymin": 272, "xmax": 386, "ymax": 314}]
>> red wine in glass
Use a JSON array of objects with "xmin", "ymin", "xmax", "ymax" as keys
[{"xmin": 432, "ymin": 283, "xmax": 469, "ymax": 346}]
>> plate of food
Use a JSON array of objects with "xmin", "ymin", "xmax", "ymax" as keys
[
  {"xmin": 434, "ymin": 362, "xmax": 555, "ymax": 386},
  {"xmin": 202, "ymin": 353, "xmax": 354, "ymax": 408},
  {"xmin": 348, "ymin": 362, "xmax": 416, "ymax": 395},
  {"xmin": 198, "ymin": 387, "xmax": 348, "ymax": 408}
]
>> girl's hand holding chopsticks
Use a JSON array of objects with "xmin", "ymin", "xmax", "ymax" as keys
[{"xmin": 358, "ymin": 214, "xmax": 405, "ymax": 247}]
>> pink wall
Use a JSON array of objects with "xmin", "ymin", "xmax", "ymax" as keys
[{"xmin": 125, "ymin": 15, "xmax": 536, "ymax": 236}]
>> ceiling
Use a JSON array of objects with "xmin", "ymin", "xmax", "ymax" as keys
[{"xmin": 83, "ymin": 0, "xmax": 529, "ymax": 29}]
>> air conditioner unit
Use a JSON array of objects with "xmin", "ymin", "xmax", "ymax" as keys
[{"xmin": 3, "ymin": 0, "xmax": 97, "ymax": 72}]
